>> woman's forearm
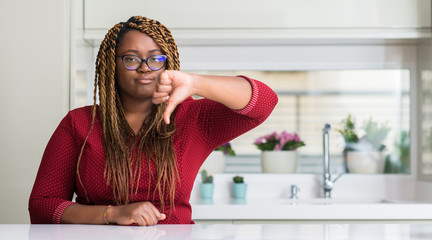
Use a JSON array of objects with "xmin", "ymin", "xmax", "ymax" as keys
[
  {"xmin": 192, "ymin": 74, "xmax": 252, "ymax": 110},
  {"xmin": 60, "ymin": 202, "xmax": 165, "ymax": 225},
  {"xmin": 60, "ymin": 204, "xmax": 107, "ymax": 224}
]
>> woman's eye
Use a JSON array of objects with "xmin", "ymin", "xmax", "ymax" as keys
[
  {"xmin": 150, "ymin": 56, "xmax": 165, "ymax": 62},
  {"xmin": 125, "ymin": 57, "xmax": 138, "ymax": 62}
]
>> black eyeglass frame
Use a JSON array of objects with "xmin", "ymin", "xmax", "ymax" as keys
[{"xmin": 117, "ymin": 54, "xmax": 167, "ymax": 71}]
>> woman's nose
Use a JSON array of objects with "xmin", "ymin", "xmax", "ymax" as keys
[{"xmin": 137, "ymin": 62, "xmax": 151, "ymax": 73}]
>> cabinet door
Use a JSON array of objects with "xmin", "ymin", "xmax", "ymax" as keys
[{"xmin": 84, "ymin": 0, "xmax": 430, "ymax": 31}]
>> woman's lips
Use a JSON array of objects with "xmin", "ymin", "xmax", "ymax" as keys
[{"xmin": 135, "ymin": 78, "xmax": 154, "ymax": 84}]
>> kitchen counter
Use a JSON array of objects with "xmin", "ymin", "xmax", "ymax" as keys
[
  {"xmin": 189, "ymin": 174, "xmax": 432, "ymax": 222},
  {"xmin": 191, "ymin": 198, "xmax": 432, "ymax": 221},
  {"xmin": 2, "ymin": 224, "xmax": 432, "ymax": 240}
]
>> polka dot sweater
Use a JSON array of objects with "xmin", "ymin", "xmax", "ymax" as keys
[{"xmin": 29, "ymin": 76, "xmax": 278, "ymax": 224}]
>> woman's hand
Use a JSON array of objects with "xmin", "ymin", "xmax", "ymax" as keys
[
  {"xmin": 152, "ymin": 70, "xmax": 195, "ymax": 124},
  {"xmin": 108, "ymin": 202, "xmax": 166, "ymax": 226},
  {"xmin": 152, "ymin": 70, "xmax": 252, "ymax": 124}
]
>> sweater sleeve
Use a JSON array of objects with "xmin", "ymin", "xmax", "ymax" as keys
[
  {"xmin": 232, "ymin": 75, "xmax": 276, "ymax": 117},
  {"xmin": 29, "ymin": 112, "xmax": 78, "ymax": 224},
  {"xmin": 177, "ymin": 75, "xmax": 278, "ymax": 155}
]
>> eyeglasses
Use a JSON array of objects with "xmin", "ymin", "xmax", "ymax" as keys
[{"xmin": 117, "ymin": 54, "xmax": 167, "ymax": 71}]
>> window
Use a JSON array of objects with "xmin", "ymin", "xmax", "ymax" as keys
[{"xmin": 189, "ymin": 70, "xmax": 410, "ymax": 174}]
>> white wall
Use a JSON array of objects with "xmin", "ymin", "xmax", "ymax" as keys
[
  {"xmin": 417, "ymin": 181, "xmax": 432, "ymax": 201},
  {"xmin": 0, "ymin": 0, "xmax": 70, "ymax": 223}
]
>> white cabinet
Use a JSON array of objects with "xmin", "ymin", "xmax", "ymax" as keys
[{"xmin": 83, "ymin": 0, "xmax": 431, "ymax": 41}]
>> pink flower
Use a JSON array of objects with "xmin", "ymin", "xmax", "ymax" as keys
[
  {"xmin": 254, "ymin": 130, "xmax": 305, "ymax": 151},
  {"xmin": 254, "ymin": 137, "xmax": 264, "ymax": 145},
  {"xmin": 280, "ymin": 138, "xmax": 287, "ymax": 147},
  {"xmin": 293, "ymin": 133, "xmax": 300, "ymax": 142},
  {"xmin": 283, "ymin": 131, "xmax": 294, "ymax": 141},
  {"xmin": 264, "ymin": 133, "xmax": 273, "ymax": 141}
]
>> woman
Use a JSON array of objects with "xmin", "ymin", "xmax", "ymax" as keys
[{"xmin": 29, "ymin": 16, "xmax": 278, "ymax": 225}]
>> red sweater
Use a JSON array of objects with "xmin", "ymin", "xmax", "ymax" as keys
[{"xmin": 29, "ymin": 76, "xmax": 278, "ymax": 224}]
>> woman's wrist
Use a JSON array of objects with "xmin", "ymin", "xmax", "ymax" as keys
[
  {"xmin": 105, "ymin": 205, "xmax": 118, "ymax": 225},
  {"xmin": 188, "ymin": 72, "xmax": 201, "ymax": 97},
  {"xmin": 103, "ymin": 205, "xmax": 111, "ymax": 224}
]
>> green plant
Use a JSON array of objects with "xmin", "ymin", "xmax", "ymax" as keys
[
  {"xmin": 233, "ymin": 175, "xmax": 244, "ymax": 184},
  {"xmin": 336, "ymin": 114, "xmax": 359, "ymax": 147},
  {"xmin": 337, "ymin": 114, "xmax": 391, "ymax": 152},
  {"xmin": 384, "ymin": 130, "xmax": 410, "ymax": 173},
  {"xmin": 201, "ymin": 169, "xmax": 213, "ymax": 183},
  {"xmin": 362, "ymin": 117, "xmax": 391, "ymax": 151},
  {"xmin": 215, "ymin": 142, "xmax": 236, "ymax": 156},
  {"xmin": 254, "ymin": 131, "xmax": 305, "ymax": 151}
]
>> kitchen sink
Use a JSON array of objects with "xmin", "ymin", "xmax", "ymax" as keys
[{"xmin": 274, "ymin": 197, "xmax": 395, "ymax": 205}]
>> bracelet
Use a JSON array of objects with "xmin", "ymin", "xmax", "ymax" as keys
[{"xmin": 103, "ymin": 205, "xmax": 112, "ymax": 225}]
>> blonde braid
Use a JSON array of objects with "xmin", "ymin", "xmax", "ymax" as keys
[{"xmin": 100, "ymin": 23, "xmax": 133, "ymax": 203}]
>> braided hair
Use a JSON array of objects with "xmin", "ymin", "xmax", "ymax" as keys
[{"xmin": 77, "ymin": 16, "xmax": 180, "ymax": 214}]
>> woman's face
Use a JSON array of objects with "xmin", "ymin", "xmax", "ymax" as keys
[{"xmin": 115, "ymin": 30, "xmax": 165, "ymax": 101}]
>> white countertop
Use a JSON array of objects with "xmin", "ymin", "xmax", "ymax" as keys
[
  {"xmin": 189, "ymin": 174, "xmax": 432, "ymax": 221},
  {"xmin": 191, "ymin": 198, "xmax": 432, "ymax": 220},
  {"xmin": 2, "ymin": 224, "xmax": 432, "ymax": 240}
]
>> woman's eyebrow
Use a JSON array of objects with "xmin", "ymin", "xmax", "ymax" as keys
[
  {"xmin": 121, "ymin": 49, "xmax": 139, "ymax": 54},
  {"xmin": 149, "ymin": 49, "xmax": 162, "ymax": 53},
  {"xmin": 121, "ymin": 49, "xmax": 162, "ymax": 55}
]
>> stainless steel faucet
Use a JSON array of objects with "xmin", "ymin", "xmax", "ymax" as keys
[
  {"xmin": 289, "ymin": 185, "xmax": 300, "ymax": 199},
  {"xmin": 322, "ymin": 124, "xmax": 342, "ymax": 198}
]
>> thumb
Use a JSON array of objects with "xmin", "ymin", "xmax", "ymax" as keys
[
  {"xmin": 159, "ymin": 213, "xmax": 166, "ymax": 220},
  {"xmin": 163, "ymin": 99, "xmax": 176, "ymax": 124}
]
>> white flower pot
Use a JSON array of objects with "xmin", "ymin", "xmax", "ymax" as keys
[
  {"xmin": 200, "ymin": 151, "xmax": 226, "ymax": 174},
  {"xmin": 346, "ymin": 151, "xmax": 385, "ymax": 174},
  {"xmin": 261, "ymin": 151, "xmax": 298, "ymax": 173}
]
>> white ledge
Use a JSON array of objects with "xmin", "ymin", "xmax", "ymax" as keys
[{"xmin": 191, "ymin": 198, "xmax": 432, "ymax": 220}]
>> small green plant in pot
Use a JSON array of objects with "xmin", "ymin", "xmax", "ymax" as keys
[
  {"xmin": 336, "ymin": 114, "xmax": 359, "ymax": 152},
  {"xmin": 232, "ymin": 175, "xmax": 247, "ymax": 199},
  {"xmin": 199, "ymin": 170, "xmax": 214, "ymax": 199},
  {"xmin": 337, "ymin": 114, "xmax": 391, "ymax": 173},
  {"xmin": 337, "ymin": 114, "xmax": 391, "ymax": 152}
]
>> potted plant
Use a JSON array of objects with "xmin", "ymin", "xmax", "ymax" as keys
[
  {"xmin": 254, "ymin": 131, "xmax": 306, "ymax": 173},
  {"xmin": 337, "ymin": 114, "xmax": 391, "ymax": 173},
  {"xmin": 200, "ymin": 142, "xmax": 236, "ymax": 173},
  {"xmin": 199, "ymin": 169, "xmax": 214, "ymax": 199},
  {"xmin": 232, "ymin": 175, "xmax": 247, "ymax": 199}
]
